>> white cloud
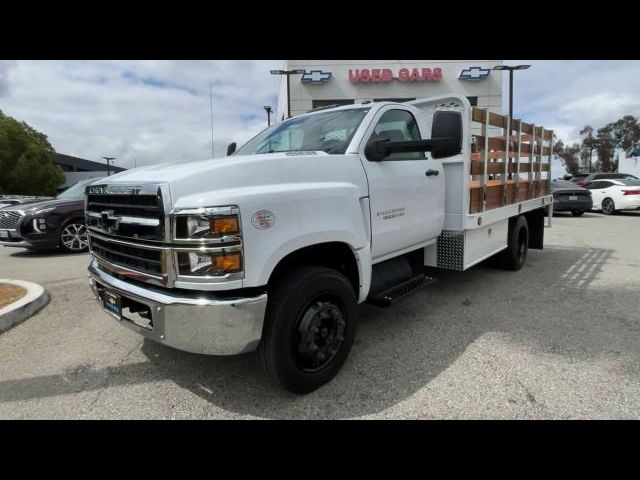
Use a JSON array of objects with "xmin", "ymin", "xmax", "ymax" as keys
[
  {"xmin": 0, "ymin": 60, "xmax": 282, "ymax": 168},
  {"xmin": 505, "ymin": 60, "xmax": 640, "ymax": 147},
  {"xmin": 2, "ymin": 60, "xmax": 640, "ymax": 176}
]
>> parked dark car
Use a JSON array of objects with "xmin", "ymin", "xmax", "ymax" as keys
[
  {"xmin": 565, "ymin": 172, "xmax": 590, "ymax": 183},
  {"xmin": 574, "ymin": 172, "xmax": 638, "ymax": 186},
  {"xmin": 0, "ymin": 178, "xmax": 102, "ymax": 252},
  {"xmin": 550, "ymin": 179, "xmax": 593, "ymax": 216}
]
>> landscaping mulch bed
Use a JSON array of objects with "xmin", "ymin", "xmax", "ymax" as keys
[{"xmin": 0, "ymin": 283, "xmax": 27, "ymax": 309}]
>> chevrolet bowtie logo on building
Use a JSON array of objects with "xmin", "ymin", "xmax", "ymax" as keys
[
  {"xmin": 459, "ymin": 66, "xmax": 491, "ymax": 81},
  {"xmin": 301, "ymin": 70, "xmax": 332, "ymax": 84}
]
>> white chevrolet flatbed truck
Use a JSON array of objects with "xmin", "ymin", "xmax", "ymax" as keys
[{"xmin": 86, "ymin": 94, "xmax": 554, "ymax": 393}]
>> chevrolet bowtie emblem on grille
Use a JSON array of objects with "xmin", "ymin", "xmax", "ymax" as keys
[{"xmin": 100, "ymin": 210, "xmax": 121, "ymax": 233}]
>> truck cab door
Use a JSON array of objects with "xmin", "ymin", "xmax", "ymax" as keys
[{"xmin": 359, "ymin": 106, "xmax": 445, "ymax": 262}]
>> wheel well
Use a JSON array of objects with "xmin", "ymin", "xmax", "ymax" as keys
[{"xmin": 268, "ymin": 242, "xmax": 360, "ymax": 295}]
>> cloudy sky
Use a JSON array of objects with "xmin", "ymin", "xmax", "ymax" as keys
[{"xmin": 1, "ymin": 60, "xmax": 639, "ymax": 176}]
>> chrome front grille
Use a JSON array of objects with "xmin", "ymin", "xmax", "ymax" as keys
[
  {"xmin": 85, "ymin": 184, "xmax": 167, "ymax": 241},
  {"xmin": 90, "ymin": 234, "xmax": 164, "ymax": 277},
  {"xmin": 0, "ymin": 211, "xmax": 24, "ymax": 230},
  {"xmin": 86, "ymin": 183, "xmax": 171, "ymax": 286}
]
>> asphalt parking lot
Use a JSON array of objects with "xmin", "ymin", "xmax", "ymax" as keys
[{"xmin": 1, "ymin": 211, "xmax": 639, "ymax": 419}]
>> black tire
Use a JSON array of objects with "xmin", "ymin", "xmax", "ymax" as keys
[
  {"xmin": 258, "ymin": 266, "xmax": 358, "ymax": 394},
  {"xmin": 571, "ymin": 210, "xmax": 585, "ymax": 217},
  {"xmin": 601, "ymin": 198, "xmax": 616, "ymax": 215},
  {"xmin": 498, "ymin": 215, "xmax": 529, "ymax": 271},
  {"xmin": 59, "ymin": 219, "xmax": 89, "ymax": 253}
]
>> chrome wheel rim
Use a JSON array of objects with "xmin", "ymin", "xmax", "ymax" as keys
[
  {"xmin": 61, "ymin": 223, "xmax": 88, "ymax": 251},
  {"xmin": 602, "ymin": 199, "xmax": 614, "ymax": 214}
]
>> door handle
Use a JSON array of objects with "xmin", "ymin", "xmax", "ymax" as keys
[{"xmin": 425, "ymin": 169, "xmax": 439, "ymax": 177}]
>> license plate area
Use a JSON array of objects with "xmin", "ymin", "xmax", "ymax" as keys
[
  {"xmin": 0, "ymin": 230, "xmax": 9, "ymax": 239},
  {"xmin": 569, "ymin": 195, "xmax": 578, "ymax": 201},
  {"xmin": 102, "ymin": 289, "xmax": 122, "ymax": 320}
]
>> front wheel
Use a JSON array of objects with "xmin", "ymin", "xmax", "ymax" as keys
[
  {"xmin": 601, "ymin": 198, "xmax": 616, "ymax": 215},
  {"xmin": 258, "ymin": 266, "xmax": 358, "ymax": 394},
  {"xmin": 59, "ymin": 221, "xmax": 89, "ymax": 253}
]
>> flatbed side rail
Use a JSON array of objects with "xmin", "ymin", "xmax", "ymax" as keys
[{"xmin": 469, "ymin": 107, "xmax": 553, "ymax": 214}]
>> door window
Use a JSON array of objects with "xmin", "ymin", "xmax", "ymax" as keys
[{"xmin": 368, "ymin": 109, "xmax": 423, "ymax": 160}]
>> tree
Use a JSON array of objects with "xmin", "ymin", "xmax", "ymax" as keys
[
  {"xmin": 595, "ymin": 124, "xmax": 617, "ymax": 172},
  {"xmin": 609, "ymin": 115, "xmax": 640, "ymax": 151},
  {"xmin": 0, "ymin": 109, "xmax": 64, "ymax": 195},
  {"xmin": 579, "ymin": 125, "xmax": 597, "ymax": 173},
  {"xmin": 554, "ymin": 139, "xmax": 581, "ymax": 174}
]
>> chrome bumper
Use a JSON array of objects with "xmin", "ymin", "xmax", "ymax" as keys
[{"xmin": 88, "ymin": 260, "xmax": 267, "ymax": 355}]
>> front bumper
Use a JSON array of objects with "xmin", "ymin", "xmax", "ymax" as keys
[{"xmin": 88, "ymin": 260, "xmax": 267, "ymax": 355}]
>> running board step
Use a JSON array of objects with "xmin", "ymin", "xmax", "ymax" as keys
[{"xmin": 366, "ymin": 274, "xmax": 435, "ymax": 308}]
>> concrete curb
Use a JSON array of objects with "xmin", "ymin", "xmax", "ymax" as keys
[{"xmin": 0, "ymin": 279, "xmax": 49, "ymax": 334}]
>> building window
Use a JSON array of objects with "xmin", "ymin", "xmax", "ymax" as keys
[
  {"xmin": 373, "ymin": 98, "xmax": 416, "ymax": 103},
  {"xmin": 311, "ymin": 99, "xmax": 355, "ymax": 110},
  {"xmin": 467, "ymin": 96, "xmax": 478, "ymax": 106}
]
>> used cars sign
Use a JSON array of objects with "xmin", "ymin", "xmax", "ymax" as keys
[{"xmin": 349, "ymin": 67, "xmax": 442, "ymax": 83}]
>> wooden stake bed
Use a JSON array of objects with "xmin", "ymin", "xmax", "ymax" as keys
[{"xmin": 468, "ymin": 107, "xmax": 553, "ymax": 214}]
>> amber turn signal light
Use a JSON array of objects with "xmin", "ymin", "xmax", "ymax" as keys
[
  {"xmin": 213, "ymin": 252, "xmax": 242, "ymax": 273},
  {"xmin": 210, "ymin": 215, "xmax": 240, "ymax": 235}
]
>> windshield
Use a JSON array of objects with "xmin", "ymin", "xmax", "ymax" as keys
[
  {"xmin": 235, "ymin": 108, "xmax": 370, "ymax": 156},
  {"xmin": 56, "ymin": 179, "xmax": 100, "ymax": 199}
]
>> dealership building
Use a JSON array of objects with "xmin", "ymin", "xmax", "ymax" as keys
[
  {"xmin": 53, "ymin": 153, "xmax": 126, "ymax": 188},
  {"xmin": 276, "ymin": 60, "xmax": 504, "ymax": 120}
]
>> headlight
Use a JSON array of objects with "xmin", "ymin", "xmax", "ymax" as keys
[
  {"xmin": 176, "ymin": 250, "xmax": 242, "ymax": 276},
  {"xmin": 173, "ymin": 206, "xmax": 244, "ymax": 279},
  {"xmin": 174, "ymin": 206, "xmax": 240, "ymax": 240}
]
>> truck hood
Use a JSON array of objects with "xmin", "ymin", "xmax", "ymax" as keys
[{"xmin": 99, "ymin": 152, "xmax": 367, "ymax": 208}]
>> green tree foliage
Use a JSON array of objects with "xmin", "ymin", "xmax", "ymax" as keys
[
  {"xmin": 560, "ymin": 115, "xmax": 640, "ymax": 174},
  {"xmin": 0, "ymin": 109, "xmax": 64, "ymax": 195},
  {"xmin": 555, "ymin": 139, "xmax": 581, "ymax": 174}
]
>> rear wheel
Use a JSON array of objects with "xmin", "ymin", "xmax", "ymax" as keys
[
  {"xmin": 258, "ymin": 266, "xmax": 358, "ymax": 394},
  {"xmin": 571, "ymin": 210, "xmax": 585, "ymax": 217},
  {"xmin": 59, "ymin": 221, "xmax": 89, "ymax": 253},
  {"xmin": 498, "ymin": 215, "xmax": 529, "ymax": 271},
  {"xmin": 601, "ymin": 198, "xmax": 616, "ymax": 215}
]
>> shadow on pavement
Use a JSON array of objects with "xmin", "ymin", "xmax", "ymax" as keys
[{"xmin": 2, "ymin": 244, "xmax": 636, "ymax": 418}]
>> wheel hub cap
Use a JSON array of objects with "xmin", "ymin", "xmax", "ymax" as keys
[{"xmin": 295, "ymin": 300, "xmax": 346, "ymax": 372}]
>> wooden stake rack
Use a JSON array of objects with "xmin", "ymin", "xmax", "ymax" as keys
[{"xmin": 469, "ymin": 107, "xmax": 553, "ymax": 214}]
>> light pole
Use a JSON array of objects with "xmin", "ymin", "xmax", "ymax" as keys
[
  {"xmin": 102, "ymin": 156, "xmax": 116, "ymax": 176},
  {"xmin": 270, "ymin": 69, "xmax": 305, "ymax": 118},
  {"xmin": 492, "ymin": 64, "xmax": 531, "ymax": 121},
  {"xmin": 264, "ymin": 105, "xmax": 273, "ymax": 126}
]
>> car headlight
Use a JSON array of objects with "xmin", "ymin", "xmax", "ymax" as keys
[
  {"xmin": 174, "ymin": 206, "xmax": 240, "ymax": 240},
  {"xmin": 176, "ymin": 249, "xmax": 243, "ymax": 276},
  {"xmin": 173, "ymin": 206, "xmax": 243, "ymax": 278}
]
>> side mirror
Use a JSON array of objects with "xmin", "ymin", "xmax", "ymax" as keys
[
  {"xmin": 364, "ymin": 140, "xmax": 390, "ymax": 162},
  {"xmin": 226, "ymin": 142, "xmax": 237, "ymax": 156},
  {"xmin": 430, "ymin": 111, "xmax": 462, "ymax": 159}
]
